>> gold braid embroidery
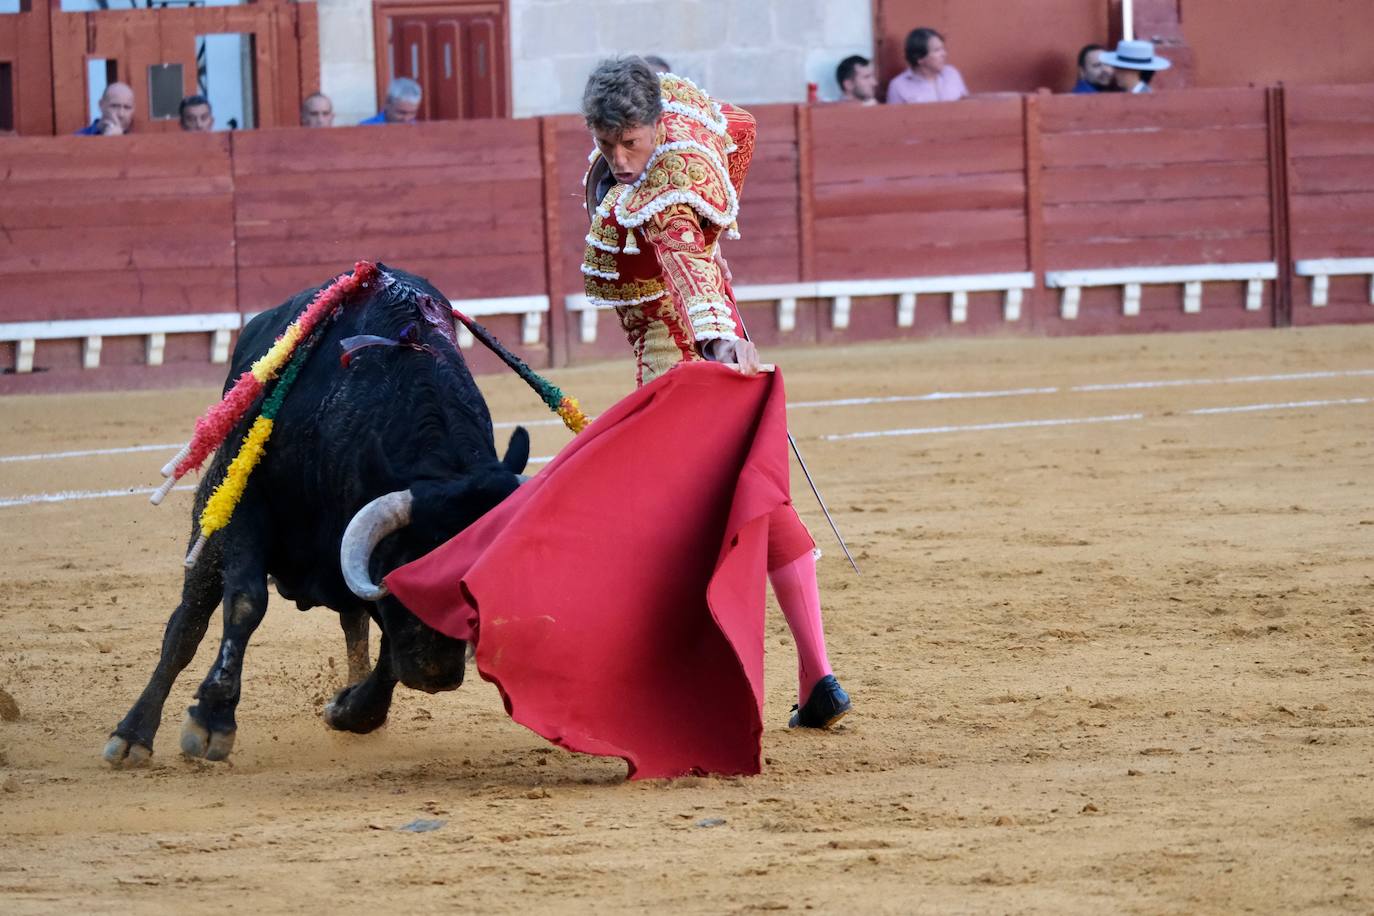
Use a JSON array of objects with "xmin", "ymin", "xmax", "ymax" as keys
[{"xmin": 644, "ymin": 204, "xmax": 739, "ymax": 343}]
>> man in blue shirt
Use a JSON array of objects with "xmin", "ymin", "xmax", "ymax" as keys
[
  {"xmin": 1071, "ymin": 44, "xmax": 1116, "ymax": 94},
  {"xmin": 77, "ymin": 82, "xmax": 135, "ymax": 135},
  {"xmin": 360, "ymin": 78, "xmax": 423, "ymax": 125}
]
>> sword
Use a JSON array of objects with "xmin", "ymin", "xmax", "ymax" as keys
[{"xmin": 729, "ymin": 305, "xmax": 861, "ymax": 575}]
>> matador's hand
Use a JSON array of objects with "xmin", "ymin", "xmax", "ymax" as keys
[
  {"xmin": 704, "ymin": 338, "xmax": 760, "ymax": 375},
  {"xmin": 713, "ymin": 246, "xmax": 733, "ymax": 284}
]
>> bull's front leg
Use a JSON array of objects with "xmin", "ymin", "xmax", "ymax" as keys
[
  {"xmin": 181, "ymin": 525, "xmax": 269, "ymax": 762},
  {"xmin": 324, "ymin": 629, "xmax": 397, "ymax": 734},
  {"xmin": 339, "ymin": 606, "xmax": 372, "ymax": 685},
  {"xmin": 103, "ymin": 538, "xmax": 223, "ymax": 768}
]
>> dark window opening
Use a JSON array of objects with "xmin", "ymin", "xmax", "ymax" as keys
[
  {"xmin": 0, "ymin": 62, "xmax": 13, "ymax": 132},
  {"xmin": 148, "ymin": 62, "xmax": 184, "ymax": 120}
]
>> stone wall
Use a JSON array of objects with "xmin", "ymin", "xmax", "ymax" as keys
[
  {"xmin": 315, "ymin": 0, "xmax": 874, "ymax": 124},
  {"xmin": 510, "ymin": 0, "xmax": 874, "ymax": 116},
  {"xmin": 317, "ymin": 0, "xmax": 380, "ymax": 126}
]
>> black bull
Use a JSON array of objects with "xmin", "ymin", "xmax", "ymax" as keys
[{"xmin": 104, "ymin": 265, "xmax": 529, "ymax": 768}]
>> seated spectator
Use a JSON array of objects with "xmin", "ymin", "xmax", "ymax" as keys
[
  {"xmin": 179, "ymin": 95, "xmax": 214, "ymax": 132},
  {"xmin": 1072, "ymin": 44, "xmax": 1117, "ymax": 93},
  {"xmin": 887, "ymin": 27, "xmax": 968, "ymax": 104},
  {"xmin": 835, "ymin": 55, "xmax": 878, "ymax": 105},
  {"xmin": 300, "ymin": 92, "xmax": 335, "ymax": 128},
  {"xmin": 1101, "ymin": 39, "xmax": 1171, "ymax": 94},
  {"xmin": 643, "ymin": 55, "xmax": 672, "ymax": 75},
  {"xmin": 77, "ymin": 82, "xmax": 135, "ymax": 135},
  {"xmin": 360, "ymin": 78, "xmax": 422, "ymax": 124}
]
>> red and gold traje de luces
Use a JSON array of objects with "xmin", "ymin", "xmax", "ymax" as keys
[{"xmin": 582, "ymin": 74, "xmax": 758, "ymax": 387}]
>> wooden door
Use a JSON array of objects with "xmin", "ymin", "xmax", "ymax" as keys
[{"xmin": 377, "ymin": 1, "xmax": 508, "ymax": 121}]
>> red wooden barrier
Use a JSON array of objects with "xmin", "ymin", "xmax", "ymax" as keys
[
  {"xmin": 728, "ymin": 104, "xmax": 802, "ymax": 286},
  {"xmin": 0, "ymin": 133, "xmax": 236, "ymax": 325},
  {"xmin": 1038, "ymin": 88, "xmax": 1277, "ymax": 334},
  {"xmin": 0, "ymin": 5, "xmax": 53, "ymax": 136},
  {"xmin": 810, "ymin": 98, "xmax": 1029, "ymax": 280},
  {"xmin": 5, "ymin": 85, "xmax": 1374, "ymax": 391},
  {"xmin": 231, "ymin": 119, "xmax": 549, "ymax": 372},
  {"xmin": 806, "ymin": 98, "xmax": 1029, "ymax": 341},
  {"xmin": 1285, "ymin": 84, "xmax": 1374, "ymax": 325}
]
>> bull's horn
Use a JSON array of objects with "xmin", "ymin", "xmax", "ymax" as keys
[{"xmin": 340, "ymin": 490, "xmax": 413, "ymax": 600}]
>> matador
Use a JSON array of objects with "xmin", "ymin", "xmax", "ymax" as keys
[{"xmin": 580, "ymin": 57, "xmax": 851, "ymax": 728}]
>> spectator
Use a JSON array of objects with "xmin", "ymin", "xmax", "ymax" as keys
[
  {"xmin": 179, "ymin": 95, "xmax": 214, "ymax": 132},
  {"xmin": 300, "ymin": 92, "xmax": 335, "ymax": 128},
  {"xmin": 1100, "ymin": 39, "xmax": 1171, "ymax": 94},
  {"xmin": 77, "ymin": 82, "xmax": 135, "ymax": 135},
  {"xmin": 1072, "ymin": 44, "xmax": 1117, "ymax": 93},
  {"xmin": 360, "ymin": 77, "xmax": 422, "ymax": 124},
  {"xmin": 835, "ymin": 55, "xmax": 878, "ymax": 105},
  {"xmin": 887, "ymin": 27, "xmax": 968, "ymax": 104},
  {"xmin": 643, "ymin": 55, "xmax": 672, "ymax": 75}
]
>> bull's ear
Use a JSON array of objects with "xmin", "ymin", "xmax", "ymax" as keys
[{"xmin": 503, "ymin": 426, "xmax": 530, "ymax": 474}]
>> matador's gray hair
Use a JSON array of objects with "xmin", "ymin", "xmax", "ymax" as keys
[{"xmin": 582, "ymin": 57, "xmax": 662, "ymax": 133}]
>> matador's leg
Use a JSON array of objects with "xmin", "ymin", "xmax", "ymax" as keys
[{"xmin": 765, "ymin": 505, "xmax": 851, "ymax": 729}]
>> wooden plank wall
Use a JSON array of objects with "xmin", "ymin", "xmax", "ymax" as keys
[
  {"xmin": 0, "ymin": 5, "xmax": 53, "ymax": 135},
  {"xmin": 721, "ymin": 104, "xmax": 802, "ymax": 350},
  {"xmin": 0, "ymin": 133, "xmax": 236, "ymax": 324},
  {"xmin": 0, "ymin": 133, "xmax": 235, "ymax": 373},
  {"xmin": 548, "ymin": 113, "xmax": 606, "ymax": 364},
  {"xmin": 1038, "ymin": 88, "xmax": 1276, "ymax": 334},
  {"xmin": 728, "ymin": 104, "xmax": 801, "ymax": 287},
  {"xmin": 231, "ymin": 118, "xmax": 549, "ymax": 372},
  {"xmin": 1285, "ymin": 84, "xmax": 1374, "ymax": 325},
  {"xmin": 7, "ymin": 85, "xmax": 1374, "ymax": 385},
  {"xmin": 808, "ymin": 97, "xmax": 1029, "ymax": 339}
]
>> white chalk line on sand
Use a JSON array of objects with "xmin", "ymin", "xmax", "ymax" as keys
[
  {"xmin": 3, "ymin": 367, "xmax": 1371, "ymax": 467},
  {"xmin": 0, "ymin": 442, "xmax": 183, "ymax": 464},
  {"xmin": 1187, "ymin": 396, "xmax": 1371, "ymax": 416},
  {"xmin": 1071, "ymin": 368, "xmax": 1374, "ymax": 393},
  {"xmin": 789, "ymin": 386, "xmax": 1059, "ymax": 408},
  {"xmin": 0, "ymin": 484, "xmax": 196, "ymax": 509},
  {"xmin": 824, "ymin": 395, "xmax": 1370, "ymax": 442},
  {"xmin": 7, "ymin": 396, "xmax": 1367, "ymax": 507},
  {"xmin": 823, "ymin": 413, "xmax": 1145, "ymax": 441}
]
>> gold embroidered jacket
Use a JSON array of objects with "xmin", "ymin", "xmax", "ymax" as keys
[{"xmin": 582, "ymin": 74, "xmax": 757, "ymax": 387}]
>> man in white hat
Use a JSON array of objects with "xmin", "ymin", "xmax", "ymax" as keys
[{"xmin": 1101, "ymin": 39, "xmax": 1171, "ymax": 93}]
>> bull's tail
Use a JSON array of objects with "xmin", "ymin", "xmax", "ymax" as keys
[{"xmin": 451, "ymin": 309, "xmax": 589, "ymax": 434}]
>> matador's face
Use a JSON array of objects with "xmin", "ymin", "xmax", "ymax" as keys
[{"xmin": 592, "ymin": 121, "xmax": 659, "ymax": 186}]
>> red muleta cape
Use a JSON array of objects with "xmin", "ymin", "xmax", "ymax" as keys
[{"xmin": 384, "ymin": 362, "xmax": 792, "ymax": 779}]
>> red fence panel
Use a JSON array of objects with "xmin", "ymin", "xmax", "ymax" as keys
[
  {"xmin": 1037, "ymin": 88, "xmax": 1277, "ymax": 334},
  {"xmin": 230, "ymin": 119, "xmax": 549, "ymax": 371},
  {"xmin": 231, "ymin": 119, "xmax": 545, "ymax": 306},
  {"xmin": 1285, "ymin": 84, "xmax": 1374, "ymax": 325},
  {"xmin": 809, "ymin": 98, "xmax": 1029, "ymax": 281},
  {"xmin": 9, "ymin": 85, "xmax": 1374, "ymax": 390},
  {"xmin": 0, "ymin": 133, "xmax": 236, "ymax": 325},
  {"xmin": 728, "ymin": 103, "xmax": 801, "ymax": 287}
]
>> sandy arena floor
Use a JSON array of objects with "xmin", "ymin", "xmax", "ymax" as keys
[{"xmin": 1, "ymin": 326, "xmax": 1372, "ymax": 914}]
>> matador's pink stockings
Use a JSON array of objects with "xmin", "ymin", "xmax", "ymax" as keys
[{"xmin": 767, "ymin": 550, "xmax": 833, "ymax": 703}]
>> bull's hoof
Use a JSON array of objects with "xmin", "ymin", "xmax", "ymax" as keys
[
  {"xmin": 180, "ymin": 713, "xmax": 236, "ymax": 762},
  {"xmin": 323, "ymin": 683, "xmax": 390, "ymax": 734},
  {"xmin": 103, "ymin": 735, "xmax": 152, "ymax": 769}
]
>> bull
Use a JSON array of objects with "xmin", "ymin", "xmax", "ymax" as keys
[{"xmin": 103, "ymin": 264, "xmax": 528, "ymax": 767}]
